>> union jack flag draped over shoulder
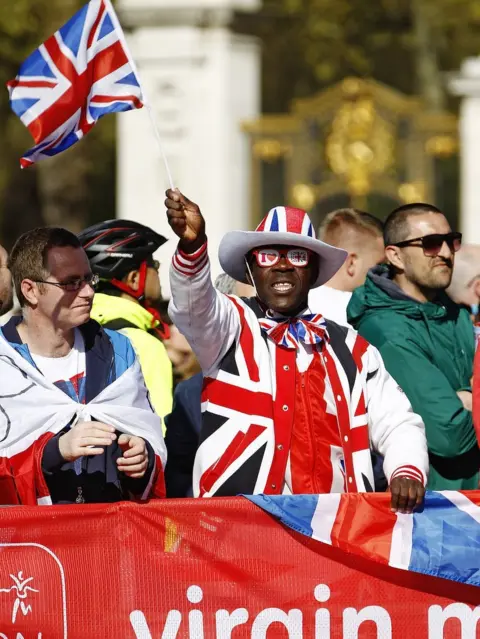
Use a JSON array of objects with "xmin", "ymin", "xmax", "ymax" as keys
[{"xmin": 7, "ymin": 0, "xmax": 144, "ymax": 168}]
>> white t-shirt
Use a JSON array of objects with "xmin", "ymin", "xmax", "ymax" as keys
[
  {"xmin": 308, "ymin": 285, "xmax": 353, "ymax": 327},
  {"xmin": 31, "ymin": 329, "xmax": 86, "ymax": 403}
]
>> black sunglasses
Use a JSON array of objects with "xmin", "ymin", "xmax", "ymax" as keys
[{"xmin": 392, "ymin": 232, "xmax": 462, "ymax": 257}]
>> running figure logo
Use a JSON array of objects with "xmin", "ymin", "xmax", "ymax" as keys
[{"xmin": 0, "ymin": 571, "xmax": 39, "ymax": 623}]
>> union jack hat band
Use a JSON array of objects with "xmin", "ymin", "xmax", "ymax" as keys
[{"xmin": 218, "ymin": 206, "xmax": 347, "ymax": 289}]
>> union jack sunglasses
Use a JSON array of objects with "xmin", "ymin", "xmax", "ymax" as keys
[{"xmin": 252, "ymin": 247, "xmax": 312, "ymax": 268}]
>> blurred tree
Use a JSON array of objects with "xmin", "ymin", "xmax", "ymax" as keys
[
  {"xmin": 237, "ymin": 0, "xmax": 480, "ymax": 112},
  {"xmin": 1, "ymin": 0, "xmax": 480, "ymax": 247},
  {"xmin": 233, "ymin": 0, "xmax": 480, "ymax": 223}
]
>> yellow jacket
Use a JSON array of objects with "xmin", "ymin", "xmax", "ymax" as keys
[{"xmin": 91, "ymin": 293, "xmax": 173, "ymax": 424}]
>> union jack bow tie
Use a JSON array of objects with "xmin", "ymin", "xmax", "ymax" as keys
[{"xmin": 259, "ymin": 313, "xmax": 328, "ymax": 349}]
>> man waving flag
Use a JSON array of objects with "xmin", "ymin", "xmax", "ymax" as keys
[{"xmin": 7, "ymin": 0, "xmax": 144, "ymax": 168}]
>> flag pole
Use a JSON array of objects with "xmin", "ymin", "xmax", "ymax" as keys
[
  {"xmin": 144, "ymin": 103, "xmax": 175, "ymax": 190},
  {"xmin": 105, "ymin": 0, "xmax": 175, "ymax": 190}
]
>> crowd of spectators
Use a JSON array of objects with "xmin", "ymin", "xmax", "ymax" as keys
[{"xmin": 0, "ymin": 195, "xmax": 478, "ymax": 508}]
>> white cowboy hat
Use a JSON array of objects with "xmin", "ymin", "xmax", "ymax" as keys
[{"xmin": 218, "ymin": 206, "xmax": 347, "ymax": 288}]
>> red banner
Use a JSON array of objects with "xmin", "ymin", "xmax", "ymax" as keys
[{"xmin": 0, "ymin": 497, "xmax": 478, "ymax": 638}]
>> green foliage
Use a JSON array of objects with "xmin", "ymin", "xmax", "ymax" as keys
[{"xmin": 250, "ymin": 0, "xmax": 480, "ymax": 111}]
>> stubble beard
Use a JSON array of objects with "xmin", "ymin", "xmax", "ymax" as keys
[
  {"xmin": 413, "ymin": 266, "xmax": 453, "ymax": 294},
  {"xmin": 403, "ymin": 250, "xmax": 453, "ymax": 294}
]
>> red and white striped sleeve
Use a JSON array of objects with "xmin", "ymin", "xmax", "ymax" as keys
[
  {"xmin": 389, "ymin": 464, "xmax": 426, "ymax": 485},
  {"xmin": 172, "ymin": 242, "xmax": 209, "ymax": 277},
  {"xmin": 169, "ymin": 241, "xmax": 241, "ymax": 375}
]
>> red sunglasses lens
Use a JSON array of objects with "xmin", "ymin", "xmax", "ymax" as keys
[
  {"xmin": 287, "ymin": 249, "xmax": 309, "ymax": 266},
  {"xmin": 256, "ymin": 250, "xmax": 279, "ymax": 266}
]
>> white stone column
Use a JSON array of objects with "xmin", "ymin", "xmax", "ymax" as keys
[
  {"xmin": 116, "ymin": 0, "xmax": 261, "ymax": 296},
  {"xmin": 449, "ymin": 58, "xmax": 480, "ymax": 243}
]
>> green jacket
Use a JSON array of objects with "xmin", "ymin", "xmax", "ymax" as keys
[
  {"xmin": 91, "ymin": 293, "xmax": 173, "ymax": 425},
  {"xmin": 347, "ymin": 266, "xmax": 478, "ymax": 490}
]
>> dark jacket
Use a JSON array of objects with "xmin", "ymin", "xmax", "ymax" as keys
[
  {"xmin": 164, "ymin": 372, "xmax": 202, "ymax": 497},
  {"xmin": 348, "ymin": 265, "xmax": 478, "ymax": 490},
  {"xmin": 1, "ymin": 317, "xmax": 154, "ymax": 504}
]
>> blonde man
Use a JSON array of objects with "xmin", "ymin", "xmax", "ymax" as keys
[{"xmin": 309, "ymin": 209, "xmax": 384, "ymax": 325}]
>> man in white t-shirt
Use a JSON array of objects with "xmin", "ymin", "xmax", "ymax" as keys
[
  {"xmin": 31, "ymin": 327, "xmax": 86, "ymax": 399},
  {"xmin": 0, "ymin": 227, "xmax": 165, "ymax": 505},
  {"xmin": 308, "ymin": 208, "xmax": 384, "ymax": 326}
]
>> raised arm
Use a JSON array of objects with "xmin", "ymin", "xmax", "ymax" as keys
[{"xmin": 166, "ymin": 189, "xmax": 241, "ymax": 375}]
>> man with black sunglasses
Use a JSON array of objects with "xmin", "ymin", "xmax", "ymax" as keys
[
  {"xmin": 348, "ymin": 203, "xmax": 479, "ymax": 491},
  {"xmin": 0, "ymin": 227, "xmax": 166, "ymax": 505}
]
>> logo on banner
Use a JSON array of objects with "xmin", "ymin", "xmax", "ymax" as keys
[
  {"xmin": 0, "ymin": 572, "xmax": 39, "ymax": 624},
  {"xmin": 0, "ymin": 544, "xmax": 67, "ymax": 639}
]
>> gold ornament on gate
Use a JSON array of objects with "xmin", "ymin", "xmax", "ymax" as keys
[
  {"xmin": 253, "ymin": 139, "xmax": 290, "ymax": 162},
  {"xmin": 326, "ymin": 96, "xmax": 395, "ymax": 198},
  {"xmin": 398, "ymin": 181, "xmax": 426, "ymax": 203},
  {"xmin": 292, "ymin": 184, "xmax": 316, "ymax": 210}
]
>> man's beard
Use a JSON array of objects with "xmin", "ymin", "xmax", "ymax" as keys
[{"xmin": 409, "ymin": 258, "xmax": 453, "ymax": 292}]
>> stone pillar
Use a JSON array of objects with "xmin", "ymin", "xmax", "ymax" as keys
[
  {"xmin": 116, "ymin": 0, "xmax": 261, "ymax": 296},
  {"xmin": 449, "ymin": 58, "xmax": 480, "ymax": 243}
]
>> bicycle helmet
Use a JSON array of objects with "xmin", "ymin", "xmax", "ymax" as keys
[
  {"xmin": 79, "ymin": 219, "xmax": 167, "ymax": 279},
  {"xmin": 79, "ymin": 219, "xmax": 167, "ymax": 304}
]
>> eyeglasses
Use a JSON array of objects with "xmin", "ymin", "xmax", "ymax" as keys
[
  {"xmin": 34, "ymin": 273, "xmax": 100, "ymax": 292},
  {"xmin": 392, "ymin": 232, "xmax": 462, "ymax": 257},
  {"xmin": 252, "ymin": 248, "xmax": 312, "ymax": 268}
]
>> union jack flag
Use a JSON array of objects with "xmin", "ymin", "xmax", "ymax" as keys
[
  {"xmin": 248, "ymin": 491, "xmax": 480, "ymax": 588},
  {"xmin": 7, "ymin": 0, "xmax": 144, "ymax": 168}
]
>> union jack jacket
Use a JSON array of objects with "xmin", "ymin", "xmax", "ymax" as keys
[{"xmin": 169, "ymin": 242, "xmax": 429, "ymax": 497}]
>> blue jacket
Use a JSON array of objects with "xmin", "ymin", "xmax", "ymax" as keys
[
  {"xmin": 1, "ymin": 317, "xmax": 154, "ymax": 504},
  {"xmin": 164, "ymin": 372, "xmax": 202, "ymax": 497}
]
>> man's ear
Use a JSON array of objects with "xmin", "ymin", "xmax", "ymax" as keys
[
  {"xmin": 385, "ymin": 245, "xmax": 405, "ymax": 271},
  {"xmin": 21, "ymin": 279, "xmax": 39, "ymax": 306},
  {"xmin": 123, "ymin": 270, "xmax": 140, "ymax": 292},
  {"xmin": 346, "ymin": 253, "xmax": 357, "ymax": 278}
]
